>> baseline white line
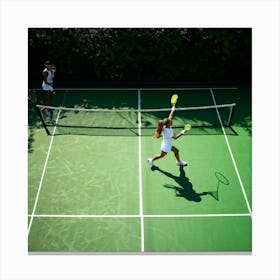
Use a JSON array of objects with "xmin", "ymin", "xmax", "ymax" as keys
[
  {"xmin": 144, "ymin": 213, "xmax": 251, "ymax": 218},
  {"xmin": 28, "ymin": 213, "xmax": 251, "ymax": 218},
  {"xmin": 138, "ymin": 89, "xmax": 145, "ymax": 252},
  {"xmin": 28, "ymin": 214, "xmax": 140, "ymax": 218},
  {"xmin": 210, "ymin": 89, "xmax": 252, "ymax": 216}
]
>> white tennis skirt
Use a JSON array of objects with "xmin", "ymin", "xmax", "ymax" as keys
[
  {"xmin": 42, "ymin": 82, "xmax": 54, "ymax": 91},
  {"xmin": 161, "ymin": 142, "xmax": 172, "ymax": 153}
]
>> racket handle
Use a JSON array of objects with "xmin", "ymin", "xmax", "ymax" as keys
[{"xmin": 172, "ymin": 104, "xmax": 176, "ymax": 111}]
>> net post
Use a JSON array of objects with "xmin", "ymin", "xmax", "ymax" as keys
[
  {"xmin": 226, "ymin": 104, "xmax": 236, "ymax": 127},
  {"xmin": 36, "ymin": 106, "xmax": 51, "ymax": 135}
]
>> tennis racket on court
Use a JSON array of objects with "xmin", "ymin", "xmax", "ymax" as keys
[{"xmin": 171, "ymin": 94, "xmax": 178, "ymax": 110}]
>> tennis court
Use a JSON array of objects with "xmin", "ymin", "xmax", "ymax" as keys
[{"xmin": 28, "ymin": 87, "xmax": 252, "ymax": 252}]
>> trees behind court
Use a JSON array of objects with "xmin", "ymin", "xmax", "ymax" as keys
[{"xmin": 28, "ymin": 28, "xmax": 251, "ymax": 87}]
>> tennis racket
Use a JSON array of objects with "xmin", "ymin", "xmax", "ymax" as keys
[
  {"xmin": 184, "ymin": 124, "xmax": 192, "ymax": 132},
  {"xmin": 171, "ymin": 94, "xmax": 178, "ymax": 106}
]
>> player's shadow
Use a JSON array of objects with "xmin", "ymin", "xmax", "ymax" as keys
[{"xmin": 152, "ymin": 165, "xmax": 211, "ymax": 202}]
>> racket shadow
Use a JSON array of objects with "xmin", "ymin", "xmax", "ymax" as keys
[
  {"xmin": 152, "ymin": 166, "xmax": 213, "ymax": 202},
  {"xmin": 198, "ymin": 171, "xmax": 230, "ymax": 201}
]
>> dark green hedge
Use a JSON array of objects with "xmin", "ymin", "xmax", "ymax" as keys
[{"xmin": 28, "ymin": 28, "xmax": 251, "ymax": 87}]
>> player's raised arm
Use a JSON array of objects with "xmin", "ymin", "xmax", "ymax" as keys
[{"xmin": 169, "ymin": 93, "xmax": 178, "ymax": 119}]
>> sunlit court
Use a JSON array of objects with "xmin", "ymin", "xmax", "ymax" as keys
[{"xmin": 28, "ymin": 86, "xmax": 252, "ymax": 252}]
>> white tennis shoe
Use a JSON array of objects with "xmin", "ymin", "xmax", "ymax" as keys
[
  {"xmin": 176, "ymin": 160, "xmax": 187, "ymax": 166},
  {"xmin": 147, "ymin": 158, "xmax": 155, "ymax": 167}
]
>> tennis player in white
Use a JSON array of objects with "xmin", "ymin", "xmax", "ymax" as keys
[
  {"xmin": 42, "ymin": 60, "xmax": 55, "ymax": 106},
  {"xmin": 147, "ymin": 106, "xmax": 187, "ymax": 167}
]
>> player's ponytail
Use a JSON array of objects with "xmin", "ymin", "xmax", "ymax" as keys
[
  {"xmin": 153, "ymin": 119, "xmax": 168, "ymax": 138},
  {"xmin": 153, "ymin": 120, "xmax": 164, "ymax": 138}
]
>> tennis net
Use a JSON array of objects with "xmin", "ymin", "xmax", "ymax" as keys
[{"xmin": 36, "ymin": 103, "xmax": 236, "ymax": 136}]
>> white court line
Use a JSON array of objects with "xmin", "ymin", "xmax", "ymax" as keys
[
  {"xmin": 28, "ymin": 112, "xmax": 62, "ymax": 235},
  {"xmin": 28, "ymin": 90, "xmax": 68, "ymax": 235},
  {"xmin": 144, "ymin": 213, "xmax": 251, "ymax": 218},
  {"xmin": 28, "ymin": 213, "xmax": 251, "ymax": 218},
  {"xmin": 210, "ymin": 89, "xmax": 252, "ymax": 216},
  {"xmin": 28, "ymin": 214, "xmax": 140, "ymax": 218},
  {"xmin": 138, "ymin": 89, "xmax": 145, "ymax": 252}
]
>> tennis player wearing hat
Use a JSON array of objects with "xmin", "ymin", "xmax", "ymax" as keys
[
  {"xmin": 147, "ymin": 106, "xmax": 187, "ymax": 167},
  {"xmin": 42, "ymin": 60, "xmax": 55, "ymax": 106}
]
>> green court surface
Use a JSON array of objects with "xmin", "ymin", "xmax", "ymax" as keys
[{"xmin": 28, "ymin": 87, "xmax": 252, "ymax": 252}]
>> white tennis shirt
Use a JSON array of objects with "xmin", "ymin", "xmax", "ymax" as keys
[
  {"xmin": 161, "ymin": 127, "xmax": 174, "ymax": 153},
  {"xmin": 42, "ymin": 68, "xmax": 53, "ymax": 84}
]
